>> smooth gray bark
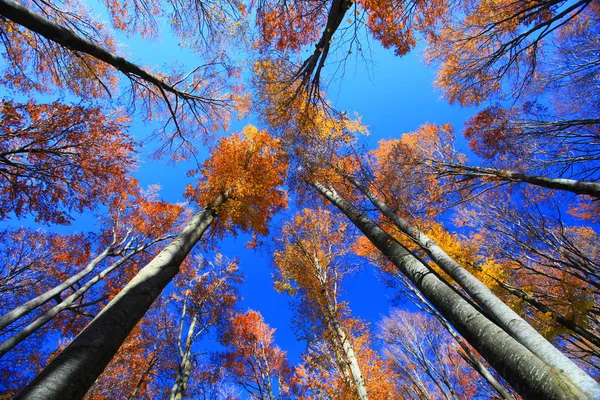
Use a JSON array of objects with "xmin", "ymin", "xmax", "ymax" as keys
[
  {"xmin": 436, "ymin": 162, "xmax": 600, "ymax": 198},
  {"xmin": 328, "ymin": 307, "xmax": 369, "ymax": 400},
  {"xmin": 347, "ymin": 176, "xmax": 600, "ymax": 396},
  {"xmin": 0, "ymin": 246, "xmax": 111, "ymax": 332},
  {"xmin": 0, "ymin": 0, "xmax": 200, "ymax": 102},
  {"xmin": 169, "ymin": 311, "xmax": 198, "ymax": 400},
  {"xmin": 403, "ymin": 277, "xmax": 515, "ymax": 400},
  {"xmin": 16, "ymin": 195, "xmax": 225, "ymax": 400},
  {"xmin": 312, "ymin": 181, "xmax": 599, "ymax": 400}
]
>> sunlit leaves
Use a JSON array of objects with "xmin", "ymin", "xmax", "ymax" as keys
[{"xmin": 185, "ymin": 125, "xmax": 288, "ymax": 239}]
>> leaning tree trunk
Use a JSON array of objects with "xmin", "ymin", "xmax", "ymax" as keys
[
  {"xmin": 436, "ymin": 162, "xmax": 600, "ymax": 198},
  {"xmin": 0, "ymin": 236, "xmax": 168, "ymax": 358},
  {"xmin": 170, "ymin": 306, "xmax": 199, "ymax": 400},
  {"xmin": 346, "ymin": 175, "xmax": 598, "ymax": 394},
  {"xmin": 0, "ymin": 245, "xmax": 112, "ymax": 332},
  {"xmin": 16, "ymin": 194, "xmax": 227, "ymax": 400},
  {"xmin": 312, "ymin": 181, "xmax": 600, "ymax": 400},
  {"xmin": 0, "ymin": 0, "xmax": 196, "ymax": 101}
]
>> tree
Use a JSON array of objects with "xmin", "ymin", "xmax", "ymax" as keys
[
  {"xmin": 219, "ymin": 310, "xmax": 291, "ymax": 399},
  {"xmin": 380, "ymin": 309, "xmax": 504, "ymax": 400},
  {"xmin": 273, "ymin": 207, "xmax": 368, "ymax": 399},
  {"xmin": 0, "ymin": 0, "xmax": 245, "ymax": 158},
  {"xmin": 312, "ymin": 180, "xmax": 600, "ymax": 399},
  {"xmin": 0, "ymin": 100, "xmax": 135, "ymax": 224},
  {"xmin": 0, "ymin": 183, "xmax": 184, "ymax": 358},
  {"xmin": 169, "ymin": 254, "xmax": 243, "ymax": 400},
  {"xmin": 15, "ymin": 126, "xmax": 287, "ymax": 399}
]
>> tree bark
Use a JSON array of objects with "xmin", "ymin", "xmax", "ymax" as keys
[
  {"xmin": 16, "ymin": 194, "xmax": 226, "ymax": 400},
  {"xmin": 437, "ymin": 162, "xmax": 600, "ymax": 198},
  {"xmin": 0, "ymin": 246, "xmax": 112, "ymax": 332},
  {"xmin": 0, "ymin": 0, "xmax": 201, "ymax": 101},
  {"xmin": 169, "ymin": 313, "xmax": 198, "ymax": 400},
  {"xmin": 0, "ymin": 237, "xmax": 167, "ymax": 358},
  {"xmin": 346, "ymin": 175, "xmax": 598, "ymax": 395},
  {"xmin": 312, "ymin": 181, "xmax": 600, "ymax": 400},
  {"xmin": 327, "ymin": 305, "xmax": 369, "ymax": 400}
]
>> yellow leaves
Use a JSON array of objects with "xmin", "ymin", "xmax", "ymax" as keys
[{"xmin": 185, "ymin": 125, "xmax": 288, "ymax": 238}]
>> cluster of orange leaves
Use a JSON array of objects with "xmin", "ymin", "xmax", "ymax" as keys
[{"xmin": 185, "ymin": 125, "xmax": 288, "ymax": 240}]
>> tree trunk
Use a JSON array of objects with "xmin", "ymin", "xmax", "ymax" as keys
[
  {"xmin": 170, "ymin": 312, "xmax": 198, "ymax": 400},
  {"xmin": 312, "ymin": 181, "xmax": 600, "ymax": 400},
  {"xmin": 16, "ymin": 194, "xmax": 226, "ymax": 400},
  {"xmin": 0, "ymin": 246, "xmax": 112, "ymax": 332},
  {"xmin": 401, "ymin": 275, "xmax": 515, "ymax": 400},
  {"xmin": 346, "ymin": 175, "xmax": 598, "ymax": 395},
  {"xmin": 327, "ymin": 306, "xmax": 369, "ymax": 400},
  {"xmin": 437, "ymin": 162, "xmax": 600, "ymax": 198},
  {"xmin": 0, "ymin": 236, "xmax": 168, "ymax": 358},
  {"xmin": 0, "ymin": 0, "xmax": 207, "ymax": 106}
]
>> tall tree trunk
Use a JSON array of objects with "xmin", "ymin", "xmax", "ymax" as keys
[
  {"xmin": 312, "ymin": 181, "xmax": 600, "ymax": 400},
  {"xmin": 0, "ymin": 246, "xmax": 112, "ymax": 332},
  {"xmin": 16, "ymin": 194, "xmax": 227, "ymax": 400},
  {"xmin": 0, "ymin": 0, "xmax": 198, "ymax": 101},
  {"xmin": 346, "ymin": 175, "xmax": 597, "ymax": 394},
  {"xmin": 401, "ymin": 273, "xmax": 515, "ymax": 400},
  {"xmin": 436, "ymin": 162, "xmax": 600, "ymax": 198},
  {"xmin": 326, "ymin": 303, "xmax": 369, "ymax": 400}
]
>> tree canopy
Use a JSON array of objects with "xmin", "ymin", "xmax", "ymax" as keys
[{"xmin": 0, "ymin": 0, "xmax": 598, "ymax": 398}]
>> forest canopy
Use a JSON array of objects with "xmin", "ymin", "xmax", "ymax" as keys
[{"xmin": 0, "ymin": 0, "xmax": 599, "ymax": 399}]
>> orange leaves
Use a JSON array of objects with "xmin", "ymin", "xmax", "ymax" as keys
[
  {"xmin": 0, "ymin": 100, "xmax": 136, "ymax": 224},
  {"xmin": 219, "ymin": 310, "xmax": 291, "ymax": 397},
  {"xmin": 369, "ymin": 122, "xmax": 457, "ymax": 219},
  {"xmin": 257, "ymin": 0, "xmax": 324, "ymax": 52},
  {"xmin": 185, "ymin": 125, "xmax": 288, "ymax": 237},
  {"xmin": 273, "ymin": 208, "xmax": 353, "ymax": 305},
  {"xmin": 0, "ymin": 1, "xmax": 119, "ymax": 98}
]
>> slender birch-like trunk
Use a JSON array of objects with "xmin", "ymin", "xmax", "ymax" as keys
[
  {"xmin": 326, "ymin": 302, "xmax": 369, "ymax": 400},
  {"xmin": 169, "ymin": 312, "xmax": 198, "ymax": 400},
  {"xmin": 0, "ymin": 236, "xmax": 168, "ymax": 357},
  {"xmin": 346, "ymin": 175, "xmax": 599, "ymax": 397},
  {"xmin": 312, "ymin": 181, "xmax": 600, "ymax": 400},
  {"xmin": 16, "ymin": 194, "xmax": 226, "ymax": 400},
  {"xmin": 436, "ymin": 162, "xmax": 600, "ymax": 198},
  {"xmin": 0, "ymin": 246, "xmax": 112, "ymax": 332},
  {"xmin": 401, "ymin": 274, "xmax": 515, "ymax": 400}
]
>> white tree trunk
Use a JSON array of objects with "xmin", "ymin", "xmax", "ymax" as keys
[{"xmin": 347, "ymin": 176, "xmax": 600, "ymax": 397}]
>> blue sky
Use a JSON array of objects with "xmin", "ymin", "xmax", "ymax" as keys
[{"xmin": 124, "ymin": 31, "xmax": 479, "ymax": 365}]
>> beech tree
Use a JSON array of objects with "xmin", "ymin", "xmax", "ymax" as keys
[
  {"xmin": 380, "ymin": 309, "xmax": 501, "ymax": 400},
  {"xmin": 0, "ymin": 100, "xmax": 135, "ymax": 224},
  {"xmin": 169, "ymin": 254, "xmax": 243, "ymax": 400},
  {"xmin": 218, "ymin": 310, "xmax": 291, "ymax": 399},
  {"xmin": 273, "ymin": 207, "xmax": 368, "ymax": 399},
  {"xmin": 15, "ymin": 126, "xmax": 287, "ymax": 399}
]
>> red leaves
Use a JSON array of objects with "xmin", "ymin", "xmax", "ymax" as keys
[{"xmin": 219, "ymin": 310, "xmax": 291, "ymax": 398}]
